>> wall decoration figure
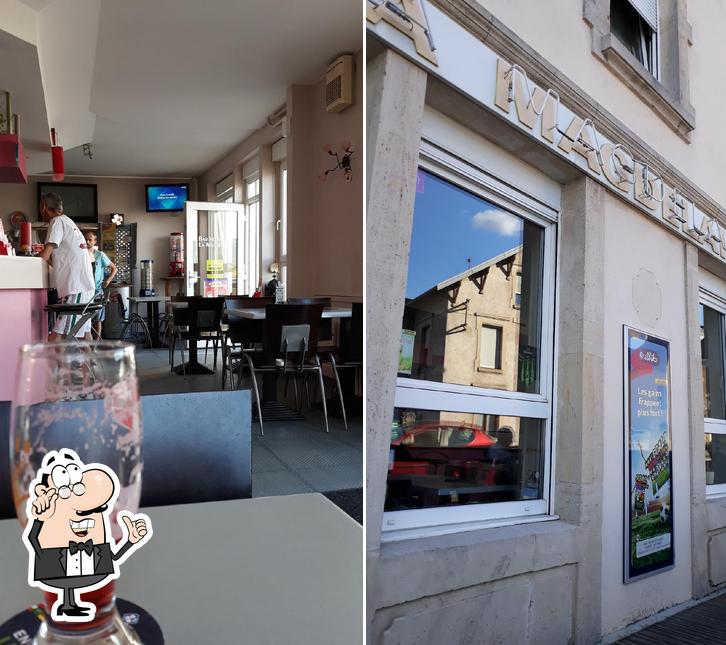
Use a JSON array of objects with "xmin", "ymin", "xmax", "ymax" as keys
[{"xmin": 319, "ymin": 142, "xmax": 354, "ymax": 183}]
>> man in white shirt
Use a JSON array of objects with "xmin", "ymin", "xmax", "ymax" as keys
[{"xmin": 39, "ymin": 193, "xmax": 96, "ymax": 340}]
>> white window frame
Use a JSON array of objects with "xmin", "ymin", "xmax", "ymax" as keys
[
  {"xmin": 277, "ymin": 161, "xmax": 288, "ymax": 289},
  {"xmin": 382, "ymin": 138, "xmax": 559, "ymax": 536},
  {"xmin": 243, "ymin": 169, "xmax": 260, "ymax": 295},
  {"xmin": 699, "ymin": 284, "xmax": 726, "ymax": 497}
]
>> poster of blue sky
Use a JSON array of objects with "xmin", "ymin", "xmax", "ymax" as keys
[
  {"xmin": 406, "ymin": 170, "xmax": 523, "ymax": 299},
  {"xmin": 625, "ymin": 328, "xmax": 674, "ymax": 581}
]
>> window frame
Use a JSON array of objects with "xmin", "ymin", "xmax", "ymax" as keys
[
  {"xmin": 699, "ymin": 286, "xmax": 726, "ymax": 497},
  {"xmin": 583, "ymin": 0, "xmax": 695, "ymax": 141},
  {"xmin": 382, "ymin": 140, "xmax": 559, "ymax": 535},
  {"xmin": 243, "ymin": 169, "xmax": 261, "ymax": 295}
]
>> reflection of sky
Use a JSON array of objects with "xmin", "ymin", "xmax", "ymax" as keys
[
  {"xmin": 406, "ymin": 170, "xmax": 523, "ymax": 299},
  {"xmin": 628, "ymin": 334, "xmax": 669, "ymax": 496}
]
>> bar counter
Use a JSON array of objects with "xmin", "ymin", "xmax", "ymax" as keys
[{"xmin": 0, "ymin": 256, "xmax": 48, "ymax": 401}]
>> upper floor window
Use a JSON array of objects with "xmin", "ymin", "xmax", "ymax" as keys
[
  {"xmin": 610, "ymin": 0, "xmax": 659, "ymax": 78},
  {"xmin": 584, "ymin": 0, "xmax": 694, "ymax": 139}
]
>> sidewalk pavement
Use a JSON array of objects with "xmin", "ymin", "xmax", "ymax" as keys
[{"xmin": 617, "ymin": 592, "xmax": 726, "ymax": 644}]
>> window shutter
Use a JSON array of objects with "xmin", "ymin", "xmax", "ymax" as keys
[
  {"xmin": 214, "ymin": 174, "xmax": 234, "ymax": 202},
  {"xmin": 480, "ymin": 326, "xmax": 498, "ymax": 369},
  {"xmin": 242, "ymin": 157, "xmax": 259, "ymax": 179},
  {"xmin": 628, "ymin": 0, "xmax": 658, "ymax": 31}
]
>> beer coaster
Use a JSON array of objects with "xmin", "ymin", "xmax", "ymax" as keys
[{"xmin": 0, "ymin": 599, "xmax": 164, "ymax": 644}]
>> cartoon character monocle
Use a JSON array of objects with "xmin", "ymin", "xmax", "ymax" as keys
[{"xmin": 21, "ymin": 449, "xmax": 152, "ymax": 622}]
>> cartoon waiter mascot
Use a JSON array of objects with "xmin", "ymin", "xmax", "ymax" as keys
[{"xmin": 22, "ymin": 449, "xmax": 152, "ymax": 622}]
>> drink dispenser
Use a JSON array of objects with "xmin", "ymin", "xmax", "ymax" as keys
[
  {"xmin": 140, "ymin": 259, "xmax": 155, "ymax": 296},
  {"xmin": 169, "ymin": 232, "xmax": 184, "ymax": 277}
]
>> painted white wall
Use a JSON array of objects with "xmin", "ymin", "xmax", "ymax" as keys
[
  {"xmin": 477, "ymin": 0, "xmax": 726, "ymax": 211},
  {"xmin": 600, "ymin": 191, "xmax": 692, "ymax": 633},
  {"xmin": 0, "ymin": 0, "xmax": 37, "ymax": 45},
  {"xmin": 0, "ymin": 175, "xmax": 194, "ymax": 296},
  {"xmin": 35, "ymin": 0, "xmax": 100, "ymax": 150}
]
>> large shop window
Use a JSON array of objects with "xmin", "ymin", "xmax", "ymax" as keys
[
  {"xmin": 385, "ymin": 163, "xmax": 557, "ymax": 533},
  {"xmin": 700, "ymin": 292, "xmax": 726, "ymax": 495}
]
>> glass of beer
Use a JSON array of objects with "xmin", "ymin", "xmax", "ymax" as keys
[{"xmin": 11, "ymin": 341, "xmax": 144, "ymax": 644}]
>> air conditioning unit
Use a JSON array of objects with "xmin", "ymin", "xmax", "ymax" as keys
[{"xmin": 325, "ymin": 54, "xmax": 353, "ymax": 113}]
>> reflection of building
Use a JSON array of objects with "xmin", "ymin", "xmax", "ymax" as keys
[
  {"xmin": 403, "ymin": 246, "xmax": 524, "ymax": 437},
  {"xmin": 404, "ymin": 246, "xmax": 522, "ymax": 389}
]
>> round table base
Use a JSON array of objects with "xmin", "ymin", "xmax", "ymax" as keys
[{"xmin": 0, "ymin": 599, "xmax": 164, "ymax": 644}]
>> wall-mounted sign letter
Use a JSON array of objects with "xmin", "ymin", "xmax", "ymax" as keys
[{"xmin": 367, "ymin": 0, "xmax": 438, "ymax": 65}]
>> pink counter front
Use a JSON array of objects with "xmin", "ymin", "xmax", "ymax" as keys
[{"xmin": 0, "ymin": 257, "xmax": 48, "ymax": 401}]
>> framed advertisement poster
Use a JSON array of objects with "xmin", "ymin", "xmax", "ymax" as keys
[{"xmin": 623, "ymin": 326, "xmax": 674, "ymax": 582}]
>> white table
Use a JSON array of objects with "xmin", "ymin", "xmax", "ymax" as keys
[
  {"xmin": 0, "ymin": 494, "xmax": 363, "ymax": 644},
  {"xmin": 127, "ymin": 296, "xmax": 170, "ymax": 304},
  {"xmin": 228, "ymin": 306, "xmax": 352, "ymax": 320}
]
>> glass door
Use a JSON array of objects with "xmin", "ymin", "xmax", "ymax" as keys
[{"xmin": 184, "ymin": 201, "xmax": 252, "ymax": 296}]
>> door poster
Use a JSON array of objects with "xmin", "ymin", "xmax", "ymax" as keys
[{"xmin": 624, "ymin": 326, "xmax": 674, "ymax": 582}]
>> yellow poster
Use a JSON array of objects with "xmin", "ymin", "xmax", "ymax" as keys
[{"xmin": 206, "ymin": 259, "xmax": 224, "ymax": 278}]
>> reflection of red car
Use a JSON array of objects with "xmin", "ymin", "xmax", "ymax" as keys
[
  {"xmin": 392, "ymin": 422, "xmax": 495, "ymax": 447},
  {"xmin": 390, "ymin": 422, "xmax": 495, "ymax": 476}
]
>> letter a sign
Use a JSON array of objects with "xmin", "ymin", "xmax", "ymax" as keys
[{"xmin": 366, "ymin": 0, "xmax": 438, "ymax": 65}]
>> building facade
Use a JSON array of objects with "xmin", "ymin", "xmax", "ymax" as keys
[{"xmin": 366, "ymin": 0, "xmax": 726, "ymax": 642}]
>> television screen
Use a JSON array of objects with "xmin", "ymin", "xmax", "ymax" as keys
[
  {"xmin": 146, "ymin": 184, "xmax": 188, "ymax": 212},
  {"xmin": 36, "ymin": 182, "xmax": 98, "ymax": 223}
]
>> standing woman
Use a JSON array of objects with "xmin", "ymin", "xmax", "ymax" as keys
[{"xmin": 84, "ymin": 230, "xmax": 117, "ymax": 339}]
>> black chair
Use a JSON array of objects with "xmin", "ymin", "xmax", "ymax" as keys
[
  {"xmin": 222, "ymin": 296, "xmax": 273, "ymax": 389},
  {"xmin": 321, "ymin": 302, "xmax": 362, "ymax": 430},
  {"xmin": 241, "ymin": 303, "xmax": 328, "ymax": 435},
  {"xmin": 45, "ymin": 297, "xmax": 104, "ymax": 339},
  {"xmin": 169, "ymin": 296, "xmax": 225, "ymax": 373},
  {"xmin": 0, "ymin": 391, "xmax": 252, "ymax": 518},
  {"xmin": 117, "ymin": 295, "xmax": 152, "ymax": 347},
  {"xmin": 287, "ymin": 297, "xmax": 332, "ymax": 341}
]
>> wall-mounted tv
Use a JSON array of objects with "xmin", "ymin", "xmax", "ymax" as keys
[
  {"xmin": 146, "ymin": 184, "xmax": 189, "ymax": 212},
  {"xmin": 36, "ymin": 182, "xmax": 98, "ymax": 223}
]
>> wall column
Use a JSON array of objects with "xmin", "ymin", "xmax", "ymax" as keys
[
  {"xmin": 557, "ymin": 176, "xmax": 605, "ymax": 643},
  {"xmin": 365, "ymin": 46, "xmax": 427, "ymax": 637},
  {"xmin": 685, "ymin": 243, "xmax": 709, "ymax": 597}
]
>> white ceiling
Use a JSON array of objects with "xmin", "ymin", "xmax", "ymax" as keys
[{"xmin": 25, "ymin": 0, "xmax": 362, "ymax": 177}]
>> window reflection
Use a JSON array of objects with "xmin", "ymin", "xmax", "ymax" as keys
[
  {"xmin": 399, "ymin": 170, "xmax": 544, "ymax": 394},
  {"xmin": 385, "ymin": 408, "xmax": 544, "ymax": 511},
  {"xmin": 706, "ymin": 433, "xmax": 726, "ymax": 486},
  {"xmin": 701, "ymin": 303, "xmax": 726, "ymax": 419}
]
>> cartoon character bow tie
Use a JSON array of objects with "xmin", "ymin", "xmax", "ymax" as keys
[{"xmin": 68, "ymin": 539, "xmax": 94, "ymax": 556}]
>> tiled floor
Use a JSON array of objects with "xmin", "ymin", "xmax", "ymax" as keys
[{"xmin": 134, "ymin": 346, "xmax": 363, "ymax": 499}]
